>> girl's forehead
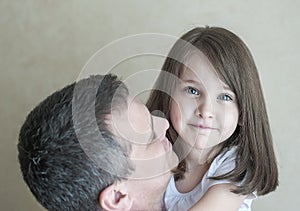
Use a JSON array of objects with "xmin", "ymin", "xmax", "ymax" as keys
[
  {"xmin": 181, "ymin": 52, "xmax": 231, "ymax": 83},
  {"xmin": 180, "ymin": 66, "xmax": 230, "ymax": 90},
  {"xmin": 185, "ymin": 51, "xmax": 212, "ymax": 66},
  {"xmin": 183, "ymin": 53, "xmax": 216, "ymax": 74}
]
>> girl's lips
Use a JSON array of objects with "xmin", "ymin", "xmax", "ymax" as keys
[{"xmin": 190, "ymin": 124, "xmax": 216, "ymax": 130}]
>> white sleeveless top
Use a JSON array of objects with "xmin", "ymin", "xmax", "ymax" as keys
[{"xmin": 164, "ymin": 148, "xmax": 256, "ymax": 211}]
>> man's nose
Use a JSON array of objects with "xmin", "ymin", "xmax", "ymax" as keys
[{"xmin": 152, "ymin": 116, "xmax": 169, "ymax": 141}]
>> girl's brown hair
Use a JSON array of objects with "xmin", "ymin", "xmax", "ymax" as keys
[{"xmin": 146, "ymin": 26, "xmax": 278, "ymax": 195}]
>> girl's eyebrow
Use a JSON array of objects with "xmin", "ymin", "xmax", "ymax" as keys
[
  {"xmin": 223, "ymin": 87, "xmax": 233, "ymax": 91},
  {"xmin": 222, "ymin": 85, "xmax": 235, "ymax": 94},
  {"xmin": 183, "ymin": 79, "xmax": 235, "ymax": 94},
  {"xmin": 181, "ymin": 79, "xmax": 202, "ymax": 86}
]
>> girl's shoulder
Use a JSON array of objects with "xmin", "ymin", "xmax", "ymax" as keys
[{"xmin": 207, "ymin": 147, "xmax": 237, "ymax": 177}]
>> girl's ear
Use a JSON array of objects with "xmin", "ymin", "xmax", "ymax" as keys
[{"xmin": 99, "ymin": 183, "xmax": 133, "ymax": 211}]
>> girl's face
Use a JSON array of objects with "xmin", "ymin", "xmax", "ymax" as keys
[{"xmin": 170, "ymin": 52, "xmax": 239, "ymax": 149}]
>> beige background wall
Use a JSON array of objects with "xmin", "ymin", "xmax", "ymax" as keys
[{"xmin": 1, "ymin": 0, "xmax": 299, "ymax": 210}]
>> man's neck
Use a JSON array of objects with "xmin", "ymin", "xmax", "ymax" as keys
[{"xmin": 132, "ymin": 200, "xmax": 163, "ymax": 211}]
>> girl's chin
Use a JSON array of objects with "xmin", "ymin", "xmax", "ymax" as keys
[{"xmin": 188, "ymin": 138, "xmax": 222, "ymax": 150}]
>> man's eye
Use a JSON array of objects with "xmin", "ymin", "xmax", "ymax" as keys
[
  {"xmin": 218, "ymin": 94, "xmax": 233, "ymax": 101},
  {"xmin": 185, "ymin": 87, "xmax": 199, "ymax": 95}
]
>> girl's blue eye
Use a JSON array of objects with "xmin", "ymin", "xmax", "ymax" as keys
[
  {"xmin": 218, "ymin": 94, "xmax": 233, "ymax": 101},
  {"xmin": 185, "ymin": 87, "xmax": 199, "ymax": 95}
]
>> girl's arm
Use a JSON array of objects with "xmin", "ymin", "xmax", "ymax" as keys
[{"xmin": 188, "ymin": 184, "xmax": 247, "ymax": 211}]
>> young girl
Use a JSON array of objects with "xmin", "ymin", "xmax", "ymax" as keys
[{"xmin": 147, "ymin": 26, "xmax": 278, "ymax": 210}]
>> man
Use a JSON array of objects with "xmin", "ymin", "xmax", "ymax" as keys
[{"xmin": 18, "ymin": 74, "xmax": 178, "ymax": 211}]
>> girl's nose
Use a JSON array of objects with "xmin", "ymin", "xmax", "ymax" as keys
[{"xmin": 196, "ymin": 99, "xmax": 214, "ymax": 119}]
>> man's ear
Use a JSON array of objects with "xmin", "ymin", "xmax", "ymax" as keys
[{"xmin": 99, "ymin": 183, "xmax": 133, "ymax": 211}]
